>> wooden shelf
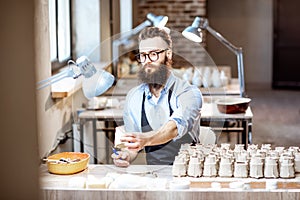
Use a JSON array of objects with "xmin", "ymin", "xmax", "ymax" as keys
[{"xmin": 51, "ymin": 77, "xmax": 82, "ymax": 98}]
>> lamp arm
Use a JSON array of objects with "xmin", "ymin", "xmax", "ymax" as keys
[
  {"xmin": 36, "ymin": 68, "xmax": 75, "ymax": 90},
  {"xmin": 112, "ymin": 20, "xmax": 152, "ymax": 78},
  {"xmin": 130, "ymin": 20, "xmax": 152, "ymax": 38},
  {"xmin": 206, "ymin": 26, "xmax": 240, "ymax": 55},
  {"xmin": 206, "ymin": 26, "xmax": 246, "ymax": 97},
  {"xmin": 236, "ymin": 51, "xmax": 246, "ymax": 97},
  {"xmin": 113, "ymin": 20, "xmax": 152, "ymax": 47}
]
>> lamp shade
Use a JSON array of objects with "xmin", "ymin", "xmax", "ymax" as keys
[
  {"xmin": 82, "ymin": 68, "xmax": 114, "ymax": 99},
  {"xmin": 182, "ymin": 17, "xmax": 204, "ymax": 43},
  {"xmin": 182, "ymin": 26, "xmax": 203, "ymax": 43},
  {"xmin": 147, "ymin": 13, "xmax": 168, "ymax": 28},
  {"xmin": 75, "ymin": 56, "xmax": 114, "ymax": 99}
]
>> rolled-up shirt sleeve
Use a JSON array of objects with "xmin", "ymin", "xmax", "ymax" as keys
[{"xmin": 169, "ymin": 84, "xmax": 202, "ymax": 141}]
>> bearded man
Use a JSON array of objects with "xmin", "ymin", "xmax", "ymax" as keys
[{"xmin": 112, "ymin": 27, "xmax": 203, "ymax": 166}]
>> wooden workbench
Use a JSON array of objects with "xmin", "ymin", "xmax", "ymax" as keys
[{"xmin": 40, "ymin": 164, "xmax": 300, "ymax": 200}]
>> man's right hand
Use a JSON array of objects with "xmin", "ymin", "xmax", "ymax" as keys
[{"xmin": 111, "ymin": 151, "xmax": 130, "ymax": 167}]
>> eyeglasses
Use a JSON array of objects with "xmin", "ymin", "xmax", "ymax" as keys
[{"xmin": 135, "ymin": 48, "xmax": 169, "ymax": 63}]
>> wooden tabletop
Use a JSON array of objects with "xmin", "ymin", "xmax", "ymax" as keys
[{"xmin": 40, "ymin": 164, "xmax": 300, "ymax": 200}]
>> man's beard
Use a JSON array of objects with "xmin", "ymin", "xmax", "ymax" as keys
[{"xmin": 137, "ymin": 63, "xmax": 169, "ymax": 88}]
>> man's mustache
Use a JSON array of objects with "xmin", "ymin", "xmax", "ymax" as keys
[{"xmin": 143, "ymin": 63, "xmax": 157, "ymax": 69}]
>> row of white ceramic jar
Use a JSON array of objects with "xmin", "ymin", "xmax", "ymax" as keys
[
  {"xmin": 174, "ymin": 67, "xmax": 230, "ymax": 88},
  {"xmin": 172, "ymin": 143, "xmax": 300, "ymax": 178}
]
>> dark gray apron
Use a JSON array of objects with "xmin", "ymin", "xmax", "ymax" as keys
[{"xmin": 141, "ymin": 84, "xmax": 194, "ymax": 165}]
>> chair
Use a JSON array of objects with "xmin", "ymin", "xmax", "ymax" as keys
[{"xmin": 199, "ymin": 126, "xmax": 217, "ymax": 144}]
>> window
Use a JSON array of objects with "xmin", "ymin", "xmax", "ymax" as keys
[
  {"xmin": 49, "ymin": 0, "xmax": 72, "ymax": 71},
  {"xmin": 120, "ymin": 0, "xmax": 132, "ymax": 33}
]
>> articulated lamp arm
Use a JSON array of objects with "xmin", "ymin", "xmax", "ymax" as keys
[
  {"xmin": 205, "ymin": 26, "xmax": 246, "ymax": 97},
  {"xmin": 182, "ymin": 17, "xmax": 246, "ymax": 97}
]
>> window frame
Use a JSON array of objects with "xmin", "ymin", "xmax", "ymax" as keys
[{"xmin": 49, "ymin": 0, "xmax": 72, "ymax": 72}]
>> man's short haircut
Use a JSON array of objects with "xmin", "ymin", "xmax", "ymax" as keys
[{"xmin": 138, "ymin": 27, "xmax": 172, "ymax": 50}]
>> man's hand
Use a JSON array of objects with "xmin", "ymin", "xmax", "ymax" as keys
[
  {"xmin": 120, "ymin": 132, "xmax": 150, "ymax": 151},
  {"xmin": 111, "ymin": 151, "xmax": 130, "ymax": 167},
  {"xmin": 119, "ymin": 121, "xmax": 178, "ymax": 151}
]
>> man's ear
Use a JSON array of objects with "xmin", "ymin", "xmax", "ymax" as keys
[{"xmin": 166, "ymin": 49, "xmax": 172, "ymax": 60}]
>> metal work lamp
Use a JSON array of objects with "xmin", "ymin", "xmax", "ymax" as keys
[
  {"xmin": 36, "ymin": 56, "xmax": 115, "ymax": 99},
  {"xmin": 182, "ymin": 17, "xmax": 246, "ymax": 97}
]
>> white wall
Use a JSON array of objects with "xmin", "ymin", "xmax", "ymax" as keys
[
  {"xmin": 35, "ymin": 0, "xmax": 80, "ymax": 159},
  {"xmin": 207, "ymin": 0, "xmax": 273, "ymax": 88},
  {"xmin": 35, "ymin": 0, "xmax": 111, "ymax": 163},
  {"xmin": 73, "ymin": 0, "xmax": 100, "ymax": 61}
]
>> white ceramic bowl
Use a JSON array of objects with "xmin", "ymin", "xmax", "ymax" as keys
[{"xmin": 215, "ymin": 97, "xmax": 251, "ymax": 114}]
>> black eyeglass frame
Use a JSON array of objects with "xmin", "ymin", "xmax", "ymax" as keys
[{"xmin": 135, "ymin": 48, "xmax": 169, "ymax": 63}]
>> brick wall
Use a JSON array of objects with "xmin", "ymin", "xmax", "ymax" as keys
[{"xmin": 136, "ymin": 0, "xmax": 208, "ymax": 68}]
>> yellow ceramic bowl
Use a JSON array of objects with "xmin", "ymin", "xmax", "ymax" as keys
[{"xmin": 46, "ymin": 152, "xmax": 90, "ymax": 175}]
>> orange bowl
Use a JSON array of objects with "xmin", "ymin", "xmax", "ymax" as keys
[
  {"xmin": 46, "ymin": 152, "xmax": 90, "ymax": 175},
  {"xmin": 215, "ymin": 97, "xmax": 251, "ymax": 114}
]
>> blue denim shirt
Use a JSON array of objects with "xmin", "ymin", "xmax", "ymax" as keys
[{"xmin": 123, "ymin": 72, "xmax": 203, "ymax": 142}]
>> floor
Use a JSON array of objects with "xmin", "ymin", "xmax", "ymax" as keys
[{"xmin": 217, "ymin": 86, "xmax": 300, "ymax": 149}]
